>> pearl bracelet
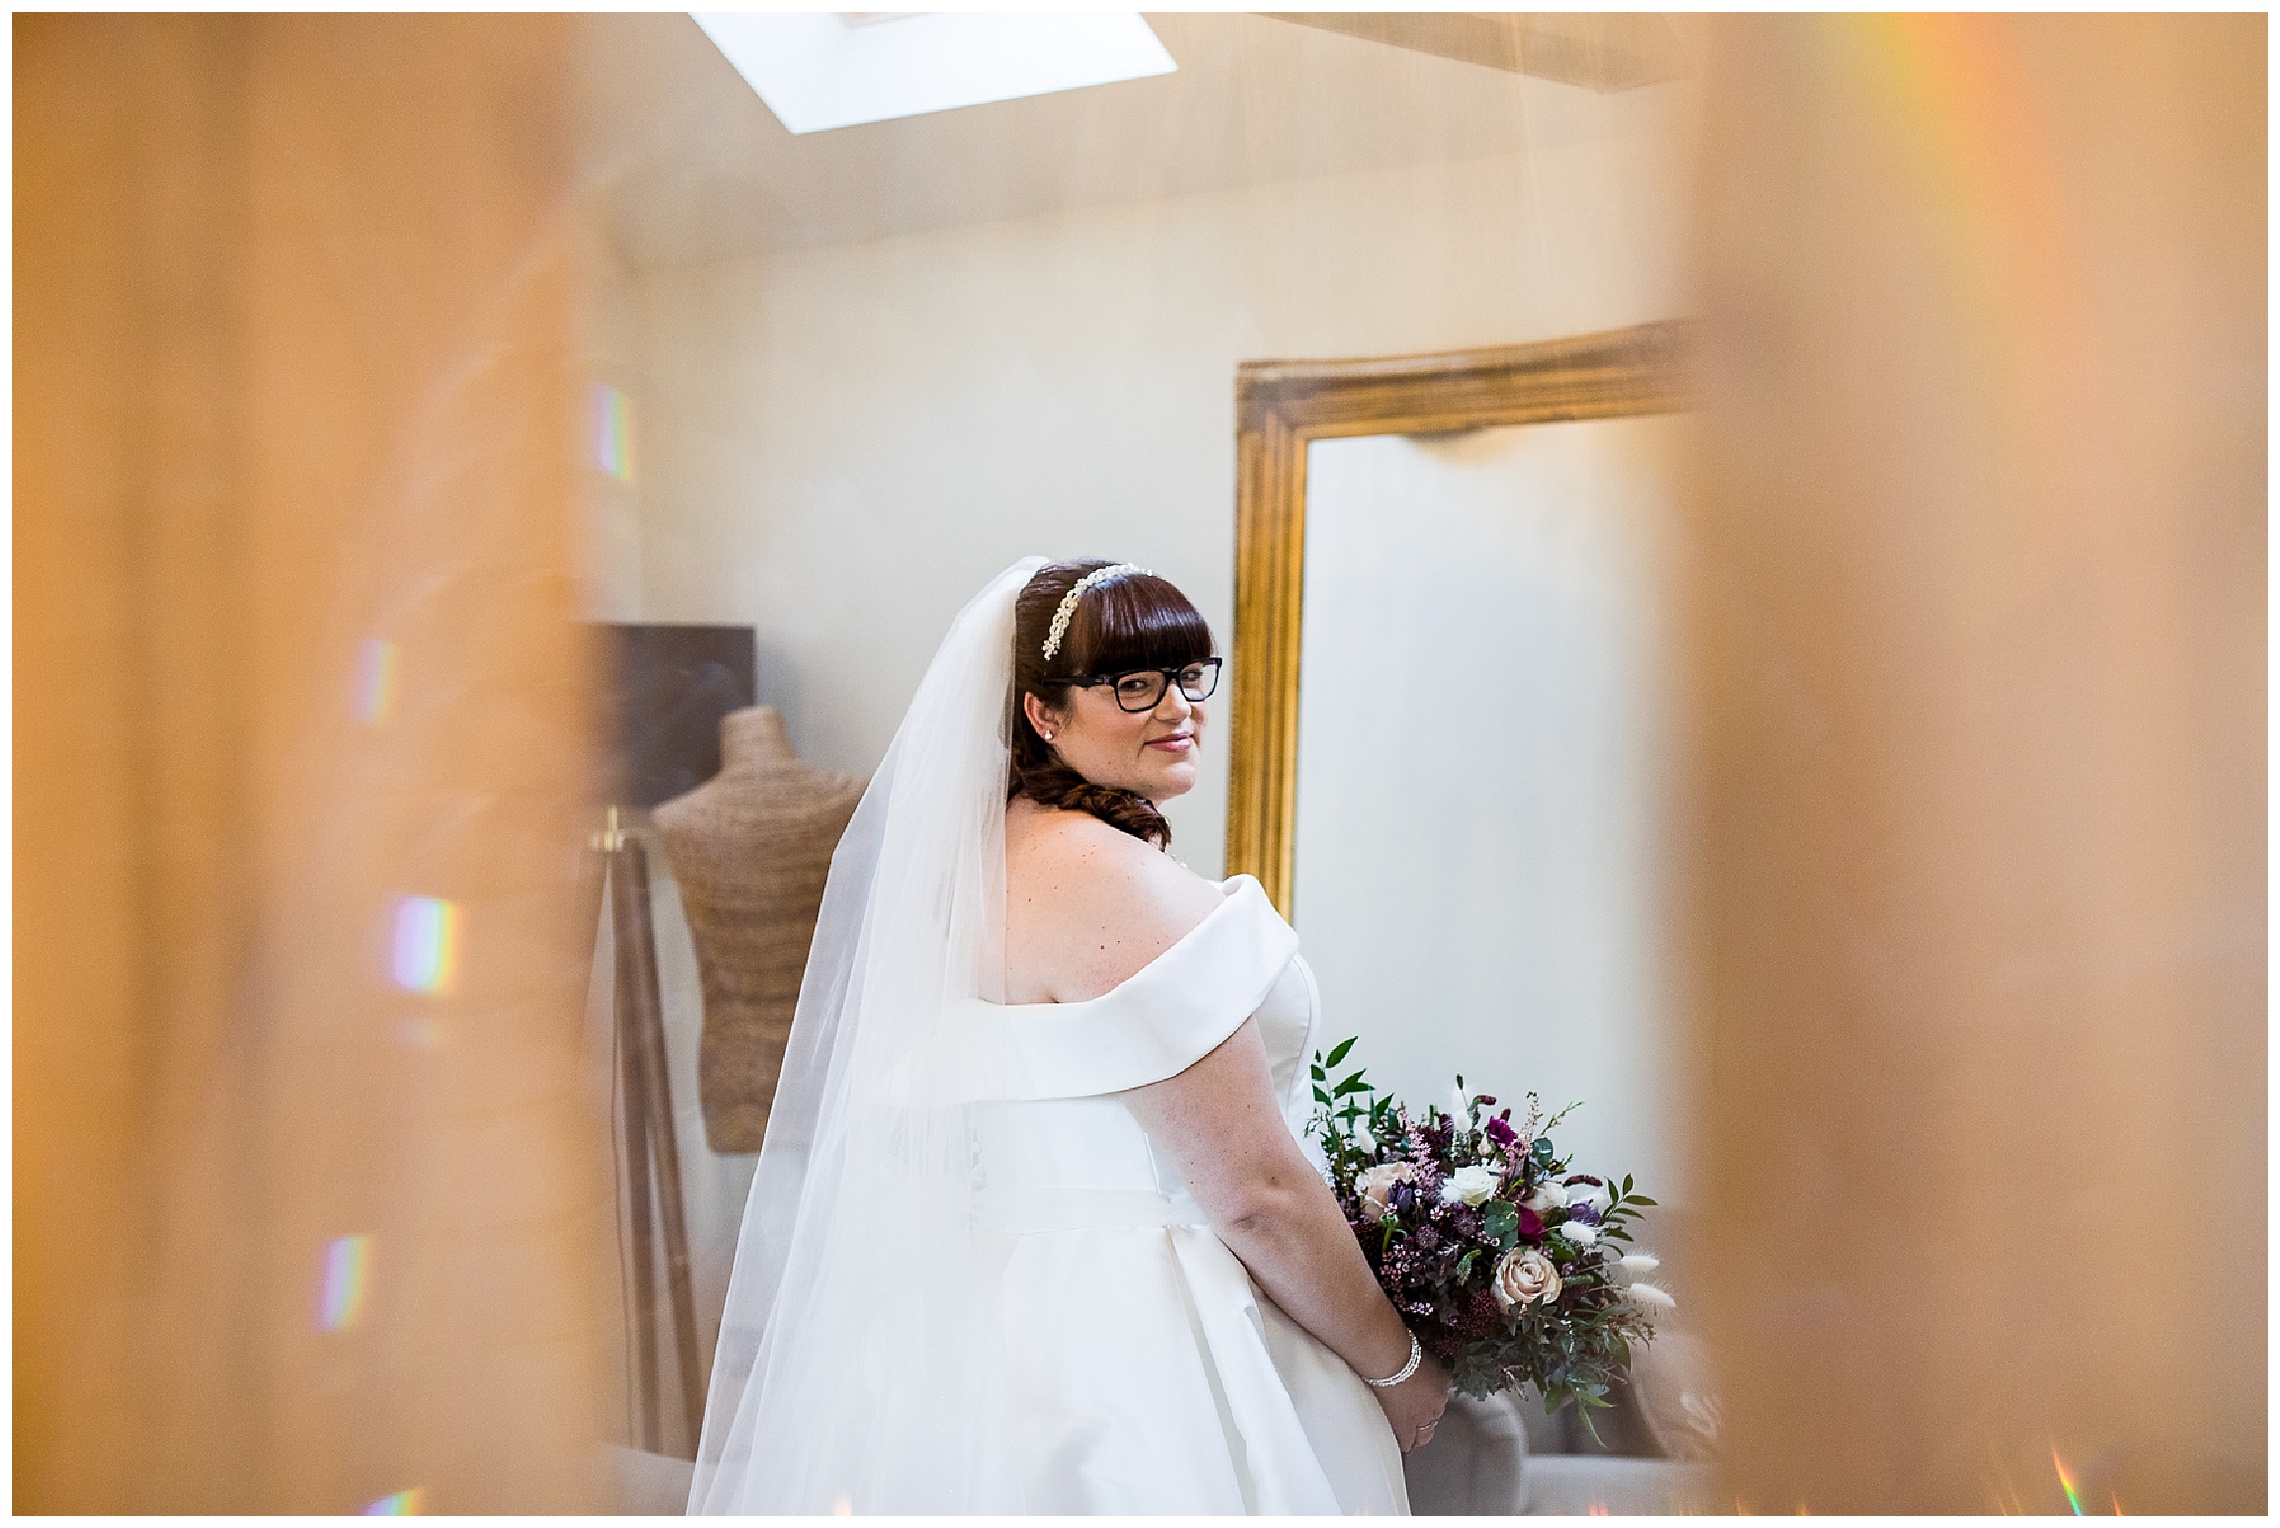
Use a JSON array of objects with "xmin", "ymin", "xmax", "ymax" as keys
[{"xmin": 1364, "ymin": 1331, "xmax": 1422, "ymax": 1389}]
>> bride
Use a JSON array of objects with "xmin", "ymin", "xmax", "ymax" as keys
[{"xmin": 687, "ymin": 558, "xmax": 1448, "ymax": 1513}]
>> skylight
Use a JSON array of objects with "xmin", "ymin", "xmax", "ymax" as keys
[{"xmin": 690, "ymin": 12, "xmax": 1177, "ymax": 136}]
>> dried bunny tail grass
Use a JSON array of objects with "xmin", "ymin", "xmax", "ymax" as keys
[{"xmin": 1626, "ymin": 1282, "xmax": 1678, "ymax": 1310}]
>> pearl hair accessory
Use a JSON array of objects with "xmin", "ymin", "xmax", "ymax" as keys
[{"xmin": 1041, "ymin": 563, "xmax": 1151, "ymax": 662}]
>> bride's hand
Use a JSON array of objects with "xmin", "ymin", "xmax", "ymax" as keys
[{"xmin": 1374, "ymin": 1350, "xmax": 1451, "ymax": 1453}]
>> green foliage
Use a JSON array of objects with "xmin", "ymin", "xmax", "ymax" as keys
[{"xmin": 1303, "ymin": 1037, "xmax": 1665, "ymax": 1415}]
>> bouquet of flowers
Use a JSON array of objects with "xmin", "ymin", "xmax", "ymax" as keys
[{"xmin": 1307, "ymin": 1037, "xmax": 1673, "ymax": 1432}]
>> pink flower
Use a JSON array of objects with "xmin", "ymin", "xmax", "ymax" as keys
[
  {"xmin": 1493, "ymin": 1247, "xmax": 1562, "ymax": 1309},
  {"xmin": 1352, "ymin": 1162, "xmax": 1416, "ymax": 1224}
]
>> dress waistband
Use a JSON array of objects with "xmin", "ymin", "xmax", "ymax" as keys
[{"xmin": 973, "ymin": 1186, "xmax": 1212, "ymax": 1235}]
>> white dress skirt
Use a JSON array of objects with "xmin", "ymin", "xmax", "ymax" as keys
[{"xmin": 937, "ymin": 874, "xmax": 1410, "ymax": 1514}]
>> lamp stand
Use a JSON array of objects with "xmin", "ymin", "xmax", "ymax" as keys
[{"xmin": 595, "ymin": 805, "xmax": 704, "ymax": 1455}]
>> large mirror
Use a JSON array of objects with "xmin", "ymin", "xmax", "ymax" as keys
[{"xmin": 1226, "ymin": 323, "xmax": 1692, "ymax": 1201}]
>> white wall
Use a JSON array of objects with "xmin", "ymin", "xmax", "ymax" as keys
[{"xmin": 624, "ymin": 86, "xmax": 1695, "ymax": 875}]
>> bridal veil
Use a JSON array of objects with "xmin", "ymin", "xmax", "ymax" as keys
[{"xmin": 687, "ymin": 557, "xmax": 1043, "ymax": 1513}]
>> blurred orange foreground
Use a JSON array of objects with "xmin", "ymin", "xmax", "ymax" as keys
[{"xmin": 17, "ymin": 15, "xmax": 614, "ymax": 1512}]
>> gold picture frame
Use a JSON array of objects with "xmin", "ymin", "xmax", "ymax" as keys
[{"xmin": 1224, "ymin": 319, "xmax": 1694, "ymax": 917}]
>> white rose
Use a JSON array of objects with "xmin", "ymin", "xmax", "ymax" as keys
[
  {"xmin": 1439, "ymin": 1165, "xmax": 1500, "ymax": 1206},
  {"xmin": 1523, "ymin": 1179, "xmax": 1568, "ymax": 1215},
  {"xmin": 1352, "ymin": 1162, "xmax": 1415, "ymax": 1224},
  {"xmin": 1558, "ymin": 1218, "xmax": 1599, "ymax": 1247},
  {"xmin": 1563, "ymin": 1177, "xmax": 1613, "ymax": 1215},
  {"xmin": 1492, "ymin": 1247, "xmax": 1562, "ymax": 1309}
]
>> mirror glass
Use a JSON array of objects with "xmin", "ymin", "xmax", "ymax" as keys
[{"xmin": 1293, "ymin": 416, "xmax": 1689, "ymax": 1203}]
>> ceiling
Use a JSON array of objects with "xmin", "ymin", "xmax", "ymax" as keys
[
  {"xmin": 1263, "ymin": 13, "xmax": 1687, "ymax": 91},
  {"xmin": 575, "ymin": 12, "xmax": 1694, "ymax": 268}
]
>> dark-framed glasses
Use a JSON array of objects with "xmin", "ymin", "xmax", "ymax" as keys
[{"xmin": 1069, "ymin": 657, "xmax": 1223, "ymax": 713}]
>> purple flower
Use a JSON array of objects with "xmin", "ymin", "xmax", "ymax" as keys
[
  {"xmin": 1517, "ymin": 1205, "xmax": 1544, "ymax": 1240},
  {"xmin": 1565, "ymin": 1200, "xmax": 1601, "ymax": 1226},
  {"xmin": 1485, "ymin": 1116, "xmax": 1517, "ymax": 1148}
]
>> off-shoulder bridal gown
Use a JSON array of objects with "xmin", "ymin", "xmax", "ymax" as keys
[{"xmin": 936, "ymin": 873, "xmax": 1410, "ymax": 1514}]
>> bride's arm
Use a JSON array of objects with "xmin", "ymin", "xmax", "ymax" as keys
[
  {"xmin": 1013, "ymin": 815, "xmax": 1448, "ymax": 1448},
  {"xmin": 1121, "ymin": 1019, "xmax": 1451, "ymax": 1451}
]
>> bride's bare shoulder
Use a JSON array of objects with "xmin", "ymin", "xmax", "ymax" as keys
[
  {"xmin": 1006, "ymin": 800, "xmax": 1217, "ymax": 917},
  {"xmin": 1004, "ymin": 801, "xmax": 1225, "ymax": 1004}
]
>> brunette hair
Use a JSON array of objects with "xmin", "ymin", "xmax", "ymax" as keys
[{"xmin": 1009, "ymin": 560, "xmax": 1215, "ymax": 847}]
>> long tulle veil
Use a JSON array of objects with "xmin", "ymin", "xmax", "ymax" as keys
[{"xmin": 687, "ymin": 557, "xmax": 1043, "ymax": 1512}]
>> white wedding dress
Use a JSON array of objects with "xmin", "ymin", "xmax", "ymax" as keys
[
  {"xmin": 936, "ymin": 873, "xmax": 1409, "ymax": 1514},
  {"xmin": 687, "ymin": 559, "xmax": 1407, "ymax": 1514}
]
